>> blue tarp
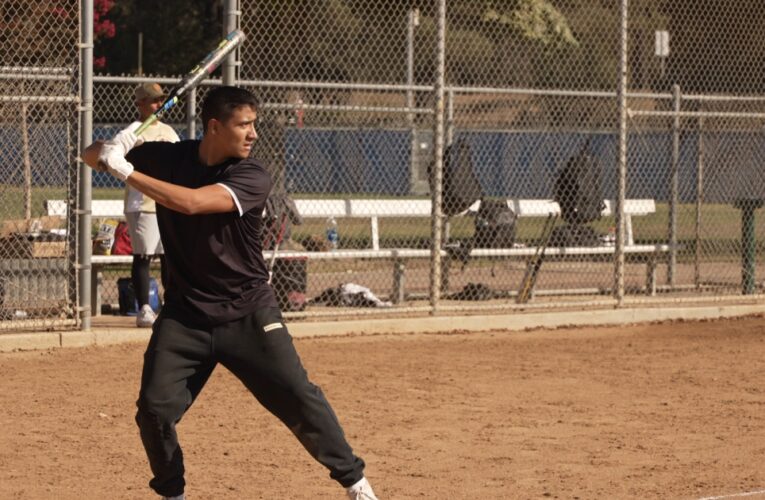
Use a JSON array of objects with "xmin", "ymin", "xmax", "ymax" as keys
[
  {"xmin": 283, "ymin": 128, "xmax": 704, "ymax": 201},
  {"xmin": 283, "ymin": 128, "xmax": 765, "ymax": 203},
  {"xmin": 4, "ymin": 124, "xmax": 762, "ymax": 203}
]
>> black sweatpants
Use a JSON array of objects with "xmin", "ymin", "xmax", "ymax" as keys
[{"xmin": 135, "ymin": 307, "xmax": 365, "ymax": 497}]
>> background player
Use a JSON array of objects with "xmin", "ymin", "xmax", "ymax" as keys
[{"xmin": 123, "ymin": 82, "xmax": 180, "ymax": 326}]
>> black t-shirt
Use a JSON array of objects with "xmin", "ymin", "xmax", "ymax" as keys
[{"xmin": 126, "ymin": 140, "xmax": 278, "ymax": 326}]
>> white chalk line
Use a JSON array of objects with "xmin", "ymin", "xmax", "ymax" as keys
[{"xmin": 697, "ymin": 488, "xmax": 765, "ymax": 500}]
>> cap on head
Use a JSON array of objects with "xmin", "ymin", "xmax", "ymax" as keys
[{"xmin": 135, "ymin": 82, "xmax": 166, "ymax": 101}]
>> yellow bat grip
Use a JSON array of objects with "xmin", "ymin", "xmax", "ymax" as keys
[{"xmin": 135, "ymin": 114, "xmax": 158, "ymax": 136}]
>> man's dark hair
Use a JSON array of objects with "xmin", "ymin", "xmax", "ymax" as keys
[{"xmin": 201, "ymin": 86, "xmax": 259, "ymax": 132}]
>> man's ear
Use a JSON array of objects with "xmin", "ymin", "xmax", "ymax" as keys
[{"xmin": 207, "ymin": 118, "xmax": 219, "ymax": 135}]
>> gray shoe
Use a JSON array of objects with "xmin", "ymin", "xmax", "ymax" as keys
[
  {"xmin": 136, "ymin": 304, "xmax": 156, "ymax": 327},
  {"xmin": 162, "ymin": 495, "xmax": 184, "ymax": 500}
]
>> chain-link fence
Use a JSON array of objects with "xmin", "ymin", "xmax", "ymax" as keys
[
  {"xmin": 6, "ymin": 1, "xmax": 765, "ymax": 329},
  {"xmin": 0, "ymin": 0, "xmax": 80, "ymax": 330},
  {"xmin": 93, "ymin": 0, "xmax": 765, "ymax": 319},
  {"xmin": 237, "ymin": 0, "xmax": 765, "ymax": 317}
]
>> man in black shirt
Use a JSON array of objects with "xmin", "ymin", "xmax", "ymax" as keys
[{"xmin": 83, "ymin": 86, "xmax": 378, "ymax": 500}]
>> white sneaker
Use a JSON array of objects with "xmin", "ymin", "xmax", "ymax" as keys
[
  {"xmin": 136, "ymin": 304, "xmax": 156, "ymax": 327},
  {"xmin": 346, "ymin": 477, "xmax": 378, "ymax": 500},
  {"xmin": 161, "ymin": 495, "xmax": 184, "ymax": 500}
]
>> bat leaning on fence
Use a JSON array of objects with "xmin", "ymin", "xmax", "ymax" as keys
[
  {"xmin": 96, "ymin": 29, "xmax": 246, "ymax": 171},
  {"xmin": 516, "ymin": 212, "xmax": 559, "ymax": 304}
]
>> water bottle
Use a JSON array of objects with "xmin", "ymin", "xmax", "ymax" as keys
[{"xmin": 326, "ymin": 217, "xmax": 339, "ymax": 250}]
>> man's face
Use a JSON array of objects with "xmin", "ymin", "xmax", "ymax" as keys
[
  {"xmin": 136, "ymin": 96, "xmax": 163, "ymax": 121},
  {"xmin": 211, "ymin": 105, "xmax": 258, "ymax": 159}
]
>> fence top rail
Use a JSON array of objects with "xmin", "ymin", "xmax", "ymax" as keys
[
  {"xmin": 94, "ymin": 75, "xmax": 223, "ymax": 86},
  {"xmin": 0, "ymin": 66, "xmax": 72, "ymax": 74},
  {"xmin": 89, "ymin": 75, "xmax": 765, "ymax": 106},
  {"xmin": 0, "ymin": 73, "xmax": 72, "ymax": 81},
  {"xmin": 238, "ymin": 78, "xmax": 432, "ymax": 93},
  {"xmin": 0, "ymin": 95, "xmax": 79, "ymax": 103},
  {"xmin": 629, "ymin": 109, "xmax": 765, "ymax": 120}
]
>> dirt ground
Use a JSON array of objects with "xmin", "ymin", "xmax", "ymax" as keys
[{"xmin": 1, "ymin": 316, "xmax": 765, "ymax": 499}]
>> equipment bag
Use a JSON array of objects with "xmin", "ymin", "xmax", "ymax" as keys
[
  {"xmin": 117, "ymin": 277, "xmax": 161, "ymax": 316},
  {"xmin": 263, "ymin": 192, "xmax": 303, "ymax": 250},
  {"xmin": 111, "ymin": 220, "xmax": 133, "ymax": 255},
  {"xmin": 271, "ymin": 257, "xmax": 307, "ymax": 312},
  {"xmin": 554, "ymin": 141, "xmax": 606, "ymax": 225},
  {"xmin": 473, "ymin": 198, "xmax": 517, "ymax": 248},
  {"xmin": 429, "ymin": 139, "xmax": 483, "ymax": 217}
]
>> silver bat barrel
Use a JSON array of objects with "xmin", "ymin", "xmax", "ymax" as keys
[{"xmin": 135, "ymin": 29, "xmax": 246, "ymax": 135}]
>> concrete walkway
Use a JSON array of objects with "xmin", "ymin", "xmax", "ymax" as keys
[{"xmin": 1, "ymin": 303, "xmax": 764, "ymax": 352}]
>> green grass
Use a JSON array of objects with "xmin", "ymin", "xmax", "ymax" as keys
[{"xmin": 0, "ymin": 185, "xmax": 123, "ymax": 219}]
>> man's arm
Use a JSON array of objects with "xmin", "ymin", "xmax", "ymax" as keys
[
  {"xmin": 82, "ymin": 141, "xmax": 105, "ymax": 169},
  {"xmin": 82, "ymin": 141, "xmax": 236, "ymax": 215},
  {"xmin": 126, "ymin": 171, "xmax": 236, "ymax": 215}
]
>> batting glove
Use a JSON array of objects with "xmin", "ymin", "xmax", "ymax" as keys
[
  {"xmin": 97, "ymin": 121, "xmax": 144, "ymax": 178},
  {"xmin": 109, "ymin": 121, "xmax": 145, "ymax": 156},
  {"xmin": 103, "ymin": 154, "xmax": 135, "ymax": 181}
]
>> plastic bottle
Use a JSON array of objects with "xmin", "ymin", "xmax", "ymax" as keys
[{"xmin": 326, "ymin": 217, "xmax": 339, "ymax": 250}]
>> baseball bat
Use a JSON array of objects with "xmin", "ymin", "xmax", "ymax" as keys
[
  {"xmin": 96, "ymin": 29, "xmax": 246, "ymax": 171},
  {"xmin": 516, "ymin": 212, "xmax": 558, "ymax": 304},
  {"xmin": 134, "ymin": 29, "xmax": 246, "ymax": 135}
]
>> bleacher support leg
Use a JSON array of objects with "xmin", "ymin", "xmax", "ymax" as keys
[
  {"xmin": 90, "ymin": 268, "xmax": 102, "ymax": 316},
  {"xmin": 440, "ymin": 252, "xmax": 451, "ymax": 294},
  {"xmin": 646, "ymin": 259, "xmax": 657, "ymax": 296},
  {"xmin": 392, "ymin": 256, "xmax": 405, "ymax": 304}
]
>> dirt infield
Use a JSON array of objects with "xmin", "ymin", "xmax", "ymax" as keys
[{"xmin": 1, "ymin": 316, "xmax": 765, "ymax": 499}]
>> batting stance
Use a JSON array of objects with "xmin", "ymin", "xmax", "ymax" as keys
[{"xmin": 82, "ymin": 86, "xmax": 378, "ymax": 500}]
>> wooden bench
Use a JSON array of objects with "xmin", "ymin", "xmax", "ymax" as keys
[{"xmin": 46, "ymin": 198, "xmax": 667, "ymax": 313}]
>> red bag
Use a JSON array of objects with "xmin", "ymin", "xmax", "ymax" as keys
[{"xmin": 111, "ymin": 220, "xmax": 133, "ymax": 255}]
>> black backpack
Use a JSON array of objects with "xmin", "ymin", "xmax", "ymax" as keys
[
  {"xmin": 473, "ymin": 198, "xmax": 516, "ymax": 248},
  {"xmin": 263, "ymin": 192, "xmax": 303, "ymax": 250},
  {"xmin": 429, "ymin": 139, "xmax": 483, "ymax": 217},
  {"xmin": 554, "ymin": 142, "xmax": 605, "ymax": 225}
]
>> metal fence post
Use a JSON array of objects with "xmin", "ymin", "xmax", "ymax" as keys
[
  {"xmin": 79, "ymin": 0, "xmax": 94, "ymax": 330},
  {"xmin": 446, "ymin": 88, "xmax": 454, "ymax": 147},
  {"xmin": 430, "ymin": 0, "xmax": 446, "ymax": 313},
  {"xmin": 614, "ymin": 0, "xmax": 629, "ymax": 305},
  {"xmin": 186, "ymin": 87, "xmax": 197, "ymax": 139},
  {"xmin": 407, "ymin": 8, "xmax": 419, "ymax": 195},
  {"xmin": 21, "ymin": 103, "xmax": 31, "ymax": 220},
  {"xmin": 668, "ymin": 84, "xmax": 681, "ymax": 286},
  {"xmin": 737, "ymin": 198, "xmax": 762, "ymax": 295},
  {"xmin": 223, "ymin": 0, "xmax": 240, "ymax": 86},
  {"xmin": 694, "ymin": 116, "xmax": 704, "ymax": 289}
]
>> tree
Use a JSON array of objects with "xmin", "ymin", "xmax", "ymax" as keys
[
  {"xmin": 483, "ymin": 0, "xmax": 578, "ymax": 48},
  {"xmin": 98, "ymin": 0, "xmax": 223, "ymax": 75},
  {"xmin": 661, "ymin": 0, "xmax": 765, "ymax": 94},
  {"xmin": 0, "ymin": 0, "xmax": 78, "ymax": 67},
  {"xmin": 93, "ymin": 0, "xmax": 116, "ymax": 69}
]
